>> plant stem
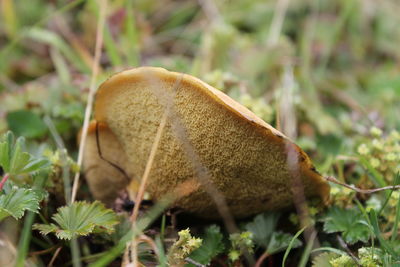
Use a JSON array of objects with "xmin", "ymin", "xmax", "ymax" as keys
[
  {"xmin": 15, "ymin": 211, "xmax": 36, "ymax": 267},
  {"xmin": 0, "ymin": 173, "xmax": 10, "ymax": 191},
  {"xmin": 15, "ymin": 174, "xmax": 47, "ymax": 266},
  {"xmin": 71, "ymin": 238, "xmax": 82, "ymax": 267}
]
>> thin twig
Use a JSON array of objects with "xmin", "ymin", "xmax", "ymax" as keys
[
  {"xmin": 336, "ymin": 235, "xmax": 360, "ymax": 267},
  {"xmin": 325, "ymin": 176, "xmax": 400, "ymax": 194},
  {"xmin": 48, "ymin": 246, "xmax": 62, "ymax": 267},
  {"xmin": 29, "ymin": 245, "xmax": 60, "ymax": 257},
  {"xmin": 71, "ymin": 0, "xmax": 107, "ymax": 203},
  {"xmin": 185, "ymin": 257, "xmax": 207, "ymax": 267}
]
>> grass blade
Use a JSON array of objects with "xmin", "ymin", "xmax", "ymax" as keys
[{"xmin": 282, "ymin": 226, "xmax": 306, "ymax": 267}]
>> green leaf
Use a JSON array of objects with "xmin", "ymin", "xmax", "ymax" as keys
[
  {"xmin": 245, "ymin": 212, "xmax": 301, "ymax": 258},
  {"xmin": 20, "ymin": 158, "xmax": 50, "ymax": 174},
  {"xmin": 245, "ymin": 212, "xmax": 279, "ymax": 248},
  {"xmin": 368, "ymin": 210, "xmax": 398, "ymax": 258},
  {"xmin": 9, "ymin": 137, "xmax": 30, "ymax": 174},
  {"xmin": 6, "ymin": 110, "xmax": 48, "ymax": 139},
  {"xmin": 33, "ymin": 201, "xmax": 119, "ymax": 240},
  {"xmin": 188, "ymin": 225, "xmax": 225, "ymax": 266},
  {"xmin": 282, "ymin": 227, "xmax": 306, "ymax": 267},
  {"xmin": 0, "ymin": 132, "xmax": 14, "ymax": 172},
  {"xmin": 0, "ymin": 182, "xmax": 40, "ymax": 221},
  {"xmin": 267, "ymin": 231, "xmax": 302, "ymax": 255},
  {"xmin": 0, "ymin": 131, "xmax": 50, "ymax": 176},
  {"xmin": 321, "ymin": 207, "xmax": 370, "ymax": 244}
]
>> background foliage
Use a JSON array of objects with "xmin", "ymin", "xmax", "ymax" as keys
[{"xmin": 0, "ymin": 0, "xmax": 400, "ymax": 266}]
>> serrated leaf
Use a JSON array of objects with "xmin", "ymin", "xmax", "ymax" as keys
[
  {"xmin": 188, "ymin": 225, "xmax": 225, "ymax": 266},
  {"xmin": 21, "ymin": 158, "xmax": 50, "ymax": 174},
  {"xmin": 322, "ymin": 207, "xmax": 370, "ymax": 244},
  {"xmin": 34, "ymin": 223, "xmax": 59, "ymax": 236},
  {"xmin": 245, "ymin": 212, "xmax": 301, "ymax": 256},
  {"xmin": 33, "ymin": 201, "xmax": 119, "ymax": 240},
  {"xmin": 267, "ymin": 231, "xmax": 302, "ymax": 255},
  {"xmin": 245, "ymin": 212, "xmax": 279, "ymax": 248},
  {"xmin": 6, "ymin": 110, "xmax": 48, "ymax": 139},
  {"xmin": 0, "ymin": 182, "xmax": 40, "ymax": 221},
  {"xmin": 0, "ymin": 131, "xmax": 50, "ymax": 176}
]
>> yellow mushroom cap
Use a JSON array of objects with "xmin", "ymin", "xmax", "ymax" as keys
[{"xmin": 85, "ymin": 67, "xmax": 329, "ymax": 218}]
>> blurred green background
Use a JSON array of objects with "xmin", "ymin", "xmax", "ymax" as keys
[{"xmin": 1, "ymin": 0, "xmax": 400, "ymax": 265}]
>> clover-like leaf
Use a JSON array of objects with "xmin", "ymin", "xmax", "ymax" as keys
[
  {"xmin": 188, "ymin": 225, "xmax": 225, "ymax": 266},
  {"xmin": 322, "ymin": 207, "xmax": 370, "ymax": 244},
  {"xmin": 33, "ymin": 201, "xmax": 119, "ymax": 240},
  {"xmin": 0, "ymin": 181, "xmax": 40, "ymax": 222}
]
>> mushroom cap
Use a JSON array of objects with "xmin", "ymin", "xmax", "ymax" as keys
[{"xmin": 86, "ymin": 67, "xmax": 329, "ymax": 218}]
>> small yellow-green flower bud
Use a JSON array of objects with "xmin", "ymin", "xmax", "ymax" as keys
[
  {"xmin": 385, "ymin": 153, "xmax": 396, "ymax": 161},
  {"xmin": 370, "ymin": 158, "xmax": 380, "ymax": 168},
  {"xmin": 331, "ymin": 187, "xmax": 340, "ymax": 195},
  {"xmin": 390, "ymin": 130, "xmax": 400, "ymax": 141},
  {"xmin": 372, "ymin": 139, "xmax": 384, "ymax": 150},
  {"xmin": 358, "ymin": 144, "xmax": 370, "ymax": 155},
  {"xmin": 394, "ymin": 144, "xmax": 400, "ymax": 153},
  {"xmin": 370, "ymin": 126, "xmax": 383, "ymax": 137}
]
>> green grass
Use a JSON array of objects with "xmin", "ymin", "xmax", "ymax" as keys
[{"xmin": 1, "ymin": 0, "xmax": 400, "ymax": 266}]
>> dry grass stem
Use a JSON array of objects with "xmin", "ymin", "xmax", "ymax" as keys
[
  {"xmin": 71, "ymin": 0, "xmax": 107, "ymax": 203},
  {"xmin": 146, "ymin": 73, "xmax": 238, "ymax": 233},
  {"xmin": 337, "ymin": 235, "xmax": 361, "ymax": 266},
  {"xmin": 48, "ymin": 246, "xmax": 63, "ymax": 267},
  {"xmin": 128, "ymin": 112, "xmax": 168, "ymax": 267},
  {"xmin": 197, "ymin": 0, "xmax": 222, "ymax": 23},
  {"xmin": 130, "ymin": 112, "xmax": 168, "ymax": 223},
  {"xmin": 53, "ymin": 15, "xmax": 95, "ymax": 70},
  {"xmin": 279, "ymin": 66, "xmax": 321, "ymax": 256},
  {"xmin": 268, "ymin": 0, "xmax": 290, "ymax": 47}
]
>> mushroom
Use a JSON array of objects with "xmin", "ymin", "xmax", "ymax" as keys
[
  {"xmin": 82, "ymin": 122, "xmax": 136, "ymax": 206},
  {"xmin": 83, "ymin": 67, "xmax": 329, "ymax": 218}
]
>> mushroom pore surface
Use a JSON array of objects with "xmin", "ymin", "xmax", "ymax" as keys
[{"xmin": 88, "ymin": 67, "xmax": 329, "ymax": 218}]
